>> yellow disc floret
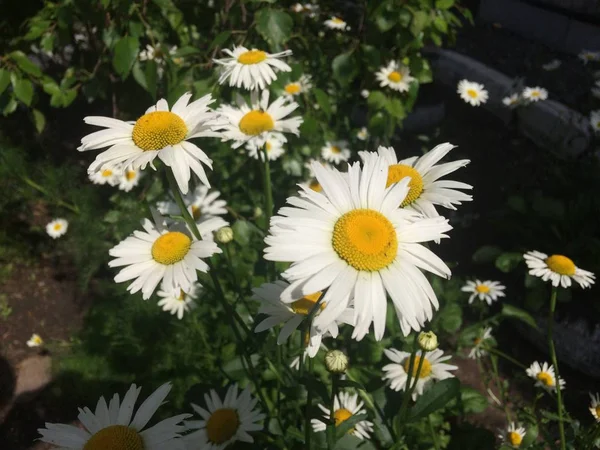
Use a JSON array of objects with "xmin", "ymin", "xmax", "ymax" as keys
[
  {"xmin": 475, "ymin": 284, "xmax": 490, "ymax": 294},
  {"xmin": 132, "ymin": 111, "xmax": 187, "ymax": 151},
  {"xmin": 386, "ymin": 164, "xmax": 424, "ymax": 206},
  {"xmin": 545, "ymin": 254, "xmax": 576, "ymax": 276},
  {"xmin": 206, "ymin": 408, "xmax": 240, "ymax": 444},
  {"xmin": 237, "ymin": 50, "xmax": 267, "ymax": 65},
  {"xmin": 509, "ymin": 431, "xmax": 523, "ymax": 446},
  {"xmin": 291, "ymin": 292, "xmax": 324, "ymax": 315},
  {"xmin": 388, "ymin": 71, "xmax": 403, "ymax": 83},
  {"xmin": 102, "ymin": 169, "xmax": 113, "ymax": 177},
  {"xmin": 537, "ymin": 372, "xmax": 554, "ymax": 387},
  {"xmin": 239, "ymin": 110, "xmax": 274, "ymax": 136},
  {"xmin": 125, "ymin": 170, "xmax": 136, "ymax": 181},
  {"xmin": 334, "ymin": 408, "xmax": 353, "ymax": 426},
  {"xmin": 467, "ymin": 89, "xmax": 478, "ymax": 98},
  {"xmin": 285, "ymin": 83, "xmax": 301, "ymax": 95},
  {"xmin": 403, "ymin": 355, "xmax": 432, "ymax": 378},
  {"xmin": 331, "ymin": 146, "xmax": 341, "ymax": 154},
  {"xmin": 309, "ymin": 180, "xmax": 322, "ymax": 192},
  {"xmin": 151, "ymin": 231, "xmax": 192, "ymax": 265},
  {"xmin": 83, "ymin": 425, "xmax": 144, "ymax": 450},
  {"xmin": 332, "ymin": 209, "xmax": 397, "ymax": 271}
]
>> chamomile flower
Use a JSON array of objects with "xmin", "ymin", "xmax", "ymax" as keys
[
  {"xmin": 382, "ymin": 348, "xmax": 458, "ymax": 399},
  {"xmin": 461, "ymin": 279, "xmax": 506, "ymax": 305},
  {"xmin": 523, "ymin": 251, "xmax": 595, "ymax": 289},
  {"xmin": 522, "ymin": 87, "xmax": 548, "ymax": 102},
  {"xmin": 579, "ymin": 50, "xmax": 600, "ymax": 64},
  {"xmin": 79, "ymin": 93, "xmax": 217, "ymax": 194},
  {"xmin": 526, "ymin": 361, "xmax": 565, "ymax": 392},
  {"xmin": 468, "ymin": 327, "xmax": 493, "ymax": 359},
  {"xmin": 38, "ymin": 382, "xmax": 189, "ymax": 450},
  {"xmin": 324, "ymin": 16, "xmax": 349, "ymax": 31},
  {"xmin": 589, "ymin": 392, "xmax": 600, "ymax": 421},
  {"xmin": 542, "ymin": 59, "xmax": 561, "ymax": 71},
  {"xmin": 156, "ymin": 283, "xmax": 200, "ymax": 320},
  {"xmin": 291, "ymin": 3, "xmax": 319, "ymax": 17},
  {"xmin": 214, "ymin": 46, "xmax": 292, "ymax": 91},
  {"xmin": 157, "ymin": 185, "xmax": 228, "ymax": 223},
  {"xmin": 361, "ymin": 89, "xmax": 370, "ymax": 99},
  {"xmin": 357, "ymin": 127, "xmax": 369, "ymax": 141},
  {"xmin": 321, "ymin": 141, "xmax": 351, "ymax": 164},
  {"xmin": 108, "ymin": 214, "xmax": 220, "ymax": 299},
  {"xmin": 215, "ymin": 90, "xmax": 302, "ymax": 149},
  {"xmin": 119, "ymin": 167, "xmax": 142, "ymax": 192},
  {"xmin": 376, "ymin": 61, "xmax": 415, "ymax": 93},
  {"xmin": 502, "ymin": 94, "xmax": 520, "ymax": 107},
  {"xmin": 311, "ymin": 392, "xmax": 373, "ymax": 440},
  {"xmin": 183, "ymin": 384, "xmax": 265, "ymax": 449},
  {"xmin": 89, "ymin": 167, "xmax": 122, "ymax": 186},
  {"xmin": 283, "ymin": 75, "xmax": 312, "ymax": 98},
  {"xmin": 46, "ymin": 218, "xmax": 68, "ymax": 239},
  {"xmin": 498, "ymin": 422, "xmax": 526, "ymax": 448},
  {"xmin": 27, "ymin": 333, "xmax": 44, "ymax": 347},
  {"xmin": 358, "ymin": 143, "xmax": 472, "ymax": 218},
  {"xmin": 139, "ymin": 44, "xmax": 178, "ymax": 64},
  {"xmin": 590, "ymin": 110, "xmax": 600, "ymax": 133},
  {"xmin": 457, "ymin": 80, "xmax": 488, "ymax": 106},
  {"xmin": 246, "ymin": 131, "xmax": 287, "ymax": 161},
  {"xmin": 264, "ymin": 157, "xmax": 453, "ymax": 341}
]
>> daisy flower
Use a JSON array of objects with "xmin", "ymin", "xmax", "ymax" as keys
[
  {"xmin": 46, "ymin": 218, "xmax": 68, "ymax": 239},
  {"xmin": 118, "ymin": 167, "xmax": 142, "ymax": 192},
  {"xmin": 156, "ymin": 283, "xmax": 200, "ymax": 320},
  {"xmin": 461, "ymin": 279, "xmax": 506, "ymax": 305},
  {"xmin": 526, "ymin": 361, "xmax": 565, "ymax": 392},
  {"xmin": 183, "ymin": 384, "xmax": 264, "ymax": 449},
  {"xmin": 108, "ymin": 214, "xmax": 221, "ymax": 299},
  {"xmin": 283, "ymin": 75, "xmax": 312, "ymax": 98},
  {"xmin": 542, "ymin": 59, "xmax": 561, "ymax": 71},
  {"xmin": 358, "ymin": 143, "xmax": 472, "ymax": 218},
  {"xmin": 89, "ymin": 167, "xmax": 122, "ymax": 186},
  {"xmin": 264, "ymin": 156, "xmax": 453, "ymax": 340},
  {"xmin": 590, "ymin": 110, "xmax": 600, "ymax": 133},
  {"xmin": 38, "ymin": 382, "xmax": 189, "ymax": 450},
  {"xmin": 502, "ymin": 94, "xmax": 519, "ymax": 107},
  {"xmin": 589, "ymin": 392, "xmax": 600, "ymax": 422},
  {"xmin": 27, "ymin": 333, "xmax": 44, "ymax": 347},
  {"xmin": 157, "ymin": 185, "xmax": 228, "ymax": 222},
  {"xmin": 139, "ymin": 44, "xmax": 178, "ymax": 64},
  {"xmin": 382, "ymin": 348, "xmax": 458, "ymax": 399},
  {"xmin": 215, "ymin": 90, "xmax": 302, "ymax": 149},
  {"xmin": 498, "ymin": 422, "xmax": 526, "ymax": 448},
  {"xmin": 579, "ymin": 50, "xmax": 600, "ymax": 64},
  {"xmin": 357, "ymin": 127, "xmax": 368, "ymax": 141},
  {"xmin": 311, "ymin": 392, "xmax": 373, "ymax": 440},
  {"xmin": 457, "ymin": 80, "xmax": 488, "ymax": 106},
  {"xmin": 213, "ymin": 46, "xmax": 292, "ymax": 91},
  {"xmin": 324, "ymin": 16, "xmax": 349, "ymax": 30},
  {"xmin": 376, "ymin": 61, "xmax": 415, "ymax": 93},
  {"xmin": 246, "ymin": 131, "xmax": 287, "ymax": 161},
  {"xmin": 79, "ymin": 93, "xmax": 217, "ymax": 194},
  {"xmin": 321, "ymin": 141, "xmax": 351, "ymax": 164},
  {"xmin": 523, "ymin": 251, "xmax": 595, "ymax": 289},
  {"xmin": 361, "ymin": 89, "xmax": 370, "ymax": 99},
  {"xmin": 291, "ymin": 3, "xmax": 319, "ymax": 17},
  {"xmin": 522, "ymin": 87, "xmax": 548, "ymax": 102},
  {"xmin": 253, "ymin": 280, "xmax": 353, "ymax": 357},
  {"xmin": 468, "ymin": 327, "xmax": 493, "ymax": 359}
]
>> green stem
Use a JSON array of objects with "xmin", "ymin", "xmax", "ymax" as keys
[
  {"xmin": 482, "ymin": 346, "xmax": 527, "ymax": 370},
  {"xmin": 327, "ymin": 374, "xmax": 338, "ymax": 449},
  {"xmin": 305, "ymin": 357, "xmax": 314, "ymax": 449},
  {"xmin": 396, "ymin": 334, "xmax": 419, "ymax": 434},
  {"xmin": 490, "ymin": 354, "xmax": 511, "ymax": 421},
  {"xmin": 22, "ymin": 176, "xmax": 80, "ymax": 214},
  {"xmin": 428, "ymin": 415, "xmax": 441, "ymax": 450},
  {"xmin": 548, "ymin": 287, "xmax": 566, "ymax": 450},
  {"xmin": 261, "ymin": 145, "xmax": 275, "ymax": 280}
]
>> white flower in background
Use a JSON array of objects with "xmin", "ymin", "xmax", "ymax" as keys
[
  {"xmin": 283, "ymin": 75, "xmax": 312, "ymax": 98},
  {"xmin": 215, "ymin": 90, "xmax": 302, "ymax": 149},
  {"xmin": 589, "ymin": 393, "xmax": 600, "ymax": 422},
  {"xmin": 311, "ymin": 392, "xmax": 373, "ymax": 440},
  {"xmin": 38, "ymin": 383, "xmax": 189, "ymax": 450},
  {"xmin": 498, "ymin": 422, "xmax": 526, "ymax": 448},
  {"xmin": 139, "ymin": 44, "xmax": 178, "ymax": 64},
  {"xmin": 376, "ymin": 61, "xmax": 415, "ymax": 93},
  {"xmin": 461, "ymin": 279, "xmax": 506, "ymax": 305},
  {"xmin": 246, "ymin": 131, "xmax": 287, "ymax": 161},
  {"xmin": 457, "ymin": 80, "xmax": 488, "ymax": 106},
  {"xmin": 526, "ymin": 361, "xmax": 565, "ymax": 392},
  {"xmin": 183, "ymin": 384, "xmax": 264, "ymax": 449},
  {"xmin": 156, "ymin": 283, "xmax": 200, "ymax": 320},
  {"xmin": 356, "ymin": 127, "xmax": 369, "ymax": 141},
  {"xmin": 214, "ymin": 46, "xmax": 292, "ymax": 91},
  {"xmin": 79, "ymin": 93, "xmax": 217, "ymax": 194},
  {"xmin": 522, "ymin": 87, "xmax": 548, "ymax": 102},
  {"xmin": 46, "ymin": 218, "xmax": 68, "ymax": 239},
  {"xmin": 542, "ymin": 59, "xmax": 561, "ymax": 71},
  {"xmin": 502, "ymin": 94, "xmax": 519, "ymax": 107},
  {"xmin": 361, "ymin": 89, "xmax": 370, "ymax": 99},
  {"xmin": 304, "ymin": 159, "xmax": 333, "ymax": 177},
  {"xmin": 590, "ymin": 110, "xmax": 600, "ymax": 133},
  {"xmin": 118, "ymin": 167, "xmax": 142, "ymax": 192},
  {"xmin": 579, "ymin": 50, "xmax": 600, "ymax": 64},
  {"xmin": 382, "ymin": 348, "xmax": 457, "ymax": 399},
  {"xmin": 324, "ymin": 16, "xmax": 349, "ymax": 30},
  {"xmin": 291, "ymin": 3, "xmax": 319, "ymax": 17},
  {"xmin": 89, "ymin": 166, "xmax": 122, "ymax": 186},
  {"xmin": 468, "ymin": 327, "xmax": 493, "ymax": 359},
  {"xmin": 358, "ymin": 143, "xmax": 472, "ymax": 218},
  {"xmin": 108, "ymin": 214, "xmax": 220, "ymax": 299},
  {"xmin": 264, "ymin": 157, "xmax": 452, "ymax": 341},
  {"xmin": 157, "ymin": 184, "xmax": 228, "ymax": 227},
  {"xmin": 290, "ymin": 351, "xmax": 308, "ymax": 370},
  {"xmin": 321, "ymin": 141, "xmax": 351, "ymax": 164},
  {"xmin": 523, "ymin": 251, "xmax": 595, "ymax": 289},
  {"xmin": 27, "ymin": 333, "xmax": 44, "ymax": 347},
  {"xmin": 253, "ymin": 280, "xmax": 354, "ymax": 357}
]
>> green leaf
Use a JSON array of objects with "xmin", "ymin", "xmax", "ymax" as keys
[
  {"xmin": 521, "ymin": 423, "xmax": 538, "ymax": 447},
  {"xmin": 472, "ymin": 245, "xmax": 502, "ymax": 263},
  {"xmin": 3, "ymin": 97, "xmax": 18, "ymax": 115},
  {"xmin": 367, "ymin": 91, "xmax": 387, "ymax": 110},
  {"xmin": 332, "ymin": 53, "xmax": 358, "ymax": 86},
  {"xmin": 313, "ymin": 88, "xmax": 331, "ymax": 118},
  {"xmin": 62, "ymin": 88, "xmax": 77, "ymax": 107},
  {"xmin": 232, "ymin": 220, "xmax": 252, "ymax": 246},
  {"xmin": 436, "ymin": 0, "xmax": 455, "ymax": 8},
  {"xmin": 460, "ymin": 387, "xmax": 488, "ymax": 414},
  {"xmin": 439, "ymin": 303, "xmax": 462, "ymax": 333},
  {"xmin": 0, "ymin": 69, "xmax": 10, "ymax": 95},
  {"xmin": 375, "ymin": 14, "xmax": 397, "ymax": 32},
  {"xmin": 32, "ymin": 109, "xmax": 46, "ymax": 133},
  {"xmin": 336, "ymin": 413, "xmax": 369, "ymax": 439},
  {"xmin": 408, "ymin": 378, "xmax": 460, "ymax": 422},
  {"xmin": 495, "ymin": 252, "xmax": 522, "ymax": 273},
  {"xmin": 337, "ymin": 379, "xmax": 366, "ymax": 391},
  {"xmin": 384, "ymin": 98, "xmax": 406, "ymax": 121},
  {"xmin": 433, "ymin": 16, "xmax": 448, "ymax": 33},
  {"xmin": 112, "ymin": 36, "xmax": 139, "ymax": 78},
  {"xmin": 410, "ymin": 11, "xmax": 430, "ymax": 36},
  {"xmin": 501, "ymin": 304, "xmax": 538, "ymax": 329},
  {"xmin": 210, "ymin": 31, "xmax": 231, "ymax": 49},
  {"xmin": 9, "ymin": 51, "xmax": 42, "ymax": 77},
  {"xmin": 221, "ymin": 353, "xmax": 260, "ymax": 379},
  {"xmin": 13, "ymin": 78, "xmax": 33, "ymax": 106},
  {"xmin": 255, "ymin": 8, "xmax": 293, "ymax": 48}
]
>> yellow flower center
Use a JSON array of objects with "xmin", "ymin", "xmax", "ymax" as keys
[
  {"xmin": 333, "ymin": 408, "xmax": 353, "ymax": 426},
  {"xmin": 595, "ymin": 406, "xmax": 600, "ymax": 417},
  {"xmin": 537, "ymin": 372, "xmax": 554, "ymax": 387},
  {"xmin": 265, "ymin": 141, "xmax": 272, "ymax": 152},
  {"xmin": 330, "ymin": 146, "xmax": 341, "ymax": 154},
  {"xmin": 125, "ymin": 170, "xmax": 136, "ymax": 181},
  {"xmin": 239, "ymin": 110, "xmax": 274, "ymax": 136},
  {"xmin": 509, "ymin": 431, "xmax": 523, "ymax": 446},
  {"xmin": 83, "ymin": 425, "xmax": 144, "ymax": 450},
  {"xmin": 132, "ymin": 111, "xmax": 187, "ymax": 151},
  {"xmin": 178, "ymin": 289, "xmax": 186, "ymax": 301},
  {"xmin": 332, "ymin": 17, "xmax": 344, "ymax": 24},
  {"xmin": 285, "ymin": 83, "xmax": 301, "ymax": 95},
  {"xmin": 151, "ymin": 231, "xmax": 192, "ymax": 265},
  {"xmin": 32, "ymin": 336, "xmax": 42, "ymax": 345},
  {"xmin": 403, "ymin": 355, "xmax": 432, "ymax": 378},
  {"xmin": 191, "ymin": 205, "xmax": 202, "ymax": 221},
  {"xmin": 53, "ymin": 223, "xmax": 62, "ymax": 231},
  {"xmin": 332, "ymin": 209, "xmax": 397, "ymax": 272},
  {"xmin": 467, "ymin": 89, "xmax": 478, "ymax": 98},
  {"xmin": 530, "ymin": 91, "xmax": 540, "ymax": 97},
  {"xmin": 237, "ymin": 50, "xmax": 267, "ymax": 65},
  {"xmin": 475, "ymin": 284, "xmax": 490, "ymax": 294},
  {"xmin": 102, "ymin": 169, "xmax": 113, "ymax": 177},
  {"xmin": 206, "ymin": 408, "xmax": 240, "ymax": 444},
  {"xmin": 388, "ymin": 71, "xmax": 403, "ymax": 83},
  {"xmin": 291, "ymin": 292, "xmax": 324, "ymax": 315},
  {"xmin": 596, "ymin": 120, "xmax": 600, "ymax": 129},
  {"xmin": 473, "ymin": 337, "xmax": 482, "ymax": 345},
  {"xmin": 545, "ymin": 254, "xmax": 576, "ymax": 276},
  {"xmin": 309, "ymin": 180, "xmax": 322, "ymax": 192},
  {"xmin": 386, "ymin": 164, "xmax": 424, "ymax": 206}
]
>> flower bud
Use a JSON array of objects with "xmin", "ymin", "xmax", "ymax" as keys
[
  {"xmin": 325, "ymin": 349, "xmax": 348, "ymax": 374},
  {"xmin": 253, "ymin": 206, "xmax": 263, "ymax": 218},
  {"xmin": 418, "ymin": 331, "xmax": 438, "ymax": 352},
  {"xmin": 215, "ymin": 226, "xmax": 234, "ymax": 244}
]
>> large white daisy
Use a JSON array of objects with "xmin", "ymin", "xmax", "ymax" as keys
[
  {"xmin": 183, "ymin": 384, "xmax": 265, "ymax": 449},
  {"xmin": 38, "ymin": 382, "xmax": 189, "ymax": 450},
  {"xmin": 498, "ymin": 422, "xmax": 526, "ymax": 448},
  {"xmin": 246, "ymin": 131, "xmax": 286, "ymax": 161},
  {"xmin": 375, "ymin": 61, "xmax": 415, "ymax": 93},
  {"xmin": 311, "ymin": 392, "xmax": 373, "ymax": 440},
  {"xmin": 523, "ymin": 251, "xmax": 595, "ymax": 289},
  {"xmin": 264, "ymin": 156, "xmax": 453, "ymax": 341},
  {"xmin": 457, "ymin": 79, "xmax": 488, "ymax": 106},
  {"xmin": 79, "ymin": 93, "xmax": 217, "ymax": 194},
  {"xmin": 46, "ymin": 218, "xmax": 68, "ymax": 239},
  {"xmin": 213, "ymin": 46, "xmax": 292, "ymax": 91},
  {"xmin": 526, "ymin": 361, "xmax": 565, "ymax": 392},
  {"xmin": 156, "ymin": 283, "xmax": 200, "ymax": 320},
  {"xmin": 461, "ymin": 279, "xmax": 506, "ymax": 305},
  {"xmin": 359, "ymin": 143, "xmax": 472, "ymax": 218},
  {"xmin": 321, "ymin": 141, "xmax": 351, "ymax": 164}
]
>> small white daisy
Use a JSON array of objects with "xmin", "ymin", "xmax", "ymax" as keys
[
  {"xmin": 46, "ymin": 218, "xmax": 68, "ymax": 239},
  {"xmin": 524, "ymin": 250, "xmax": 595, "ymax": 289},
  {"xmin": 291, "ymin": 3, "xmax": 319, "ymax": 17},
  {"xmin": 156, "ymin": 283, "xmax": 200, "ymax": 320},
  {"xmin": 324, "ymin": 16, "xmax": 349, "ymax": 30},
  {"xmin": 498, "ymin": 422, "xmax": 526, "ymax": 448},
  {"xmin": 89, "ymin": 167, "xmax": 122, "ymax": 186},
  {"xmin": 461, "ymin": 279, "xmax": 506, "ymax": 305},
  {"xmin": 215, "ymin": 90, "xmax": 302, "ymax": 149},
  {"xmin": 38, "ymin": 382, "xmax": 189, "ymax": 450},
  {"xmin": 589, "ymin": 392, "xmax": 600, "ymax": 422},
  {"xmin": 542, "ymin": 59, "xmax": 561, "ymax": 71},
  {"xmin": 526, "ymin": 361, "xmax": 565, "ymax": 392},
  {"xmin": 522, "ymin": 87, "xmax": 548, "ymax": 102},
  {"xmin": 321, "ymin": 141, "xmax": 351, "ymax": 164},
  {"xmin": 457, "ymin": 80, "xmax": 488, "ymax": 106},
  {"xmin": 245, "ymin": 131, "xmax": 287, "ymax": 161},
  {"xmin": 119, "ymin": 167, "xmax": 142, "ymax": 192},
  {"xmin": 79, "ymin": 93, "xmax": 217, "ymax": 194},
  {"xmin": 311, "ymin": 392, "xmax": 373, "ymax": 440},
  {"xmin": 590, "ymin": 110, "xmax": 600, "ymax": 133},
  {"xmin": 579, "ymin": 50, "xmax": 600, "ymax": 64},
  {"xmin": 27, "ymin": 333, "xmax": 44, "ymax": 347},
  {"xmin": 157, "ymin": 184, "xmax": 228, "ymax": 223},
  {"xmin": 361, "ymin": 89, "xmax": 370, "ymax": 99},
  {"xmin": 356, "ymin": 127, "xmax": 368, "ymax": 141},
  {"xmin": 283, "ymin": 75, "xmax": 312, "ymax": 98},
  {"xmin": 468, "ymin": 327, "xmax": 493, "ymax": 359},
  {"xmin": 376, "ymin": 62, "xmax": 415, "ymax": 93},
  {"xmin": 139, "ymin": 44, "xmax": 178, "ymax": 65},
  {"xmin": 213, "ymin": 46, "xmax": 292, "ymax": 91},
  {"xmin": 502, "ymin": 94, "xmax": 520, "ymax": 107},
  {"xmin": 382, "ymin": 348, "xmax": 458, "ymax": 400},
  {"xmin": 183, "ymin": 384, "xmax": 265, "ymax": 449}
]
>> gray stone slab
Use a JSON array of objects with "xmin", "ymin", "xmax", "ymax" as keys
[{"xmin": 565, "ymin": 20, "xmax": 600, "ymax": 53}]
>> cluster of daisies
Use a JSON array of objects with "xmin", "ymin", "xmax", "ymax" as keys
[
  {"xmin": 88, "ymin": 165, "xmax": 142, "ymax": 191},
  {"xmin": 456, "ymin": 79, "xmax": 548, "ymax": 108}
]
